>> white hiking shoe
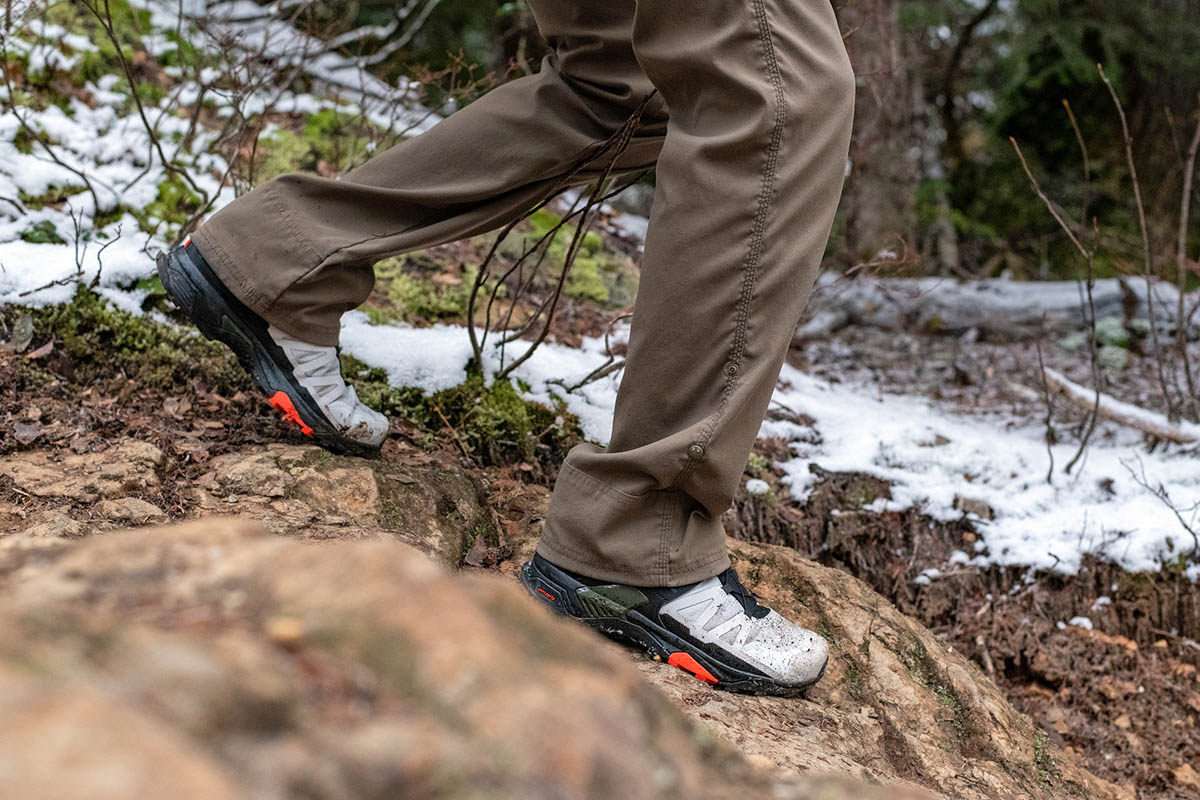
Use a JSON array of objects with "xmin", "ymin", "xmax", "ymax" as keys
[
  {"xmin": 268, "ymin": 326, "xmax": 389, "ymax": 449},
  {"xmin": 521, "ymin": 553, "xmax": 829, "ymax": 695},
  {"xmin": 157, "ymin": 240, "xmax": 389, "ymax": 456}
]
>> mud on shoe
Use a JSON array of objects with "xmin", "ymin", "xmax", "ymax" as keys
[
  {"xmin": 520, "ymin": 554, "xmax": 828, "ymax": 696},
  {"xmin": 156, "ymin": 239, "xmax": 388, "ymax": 457}
]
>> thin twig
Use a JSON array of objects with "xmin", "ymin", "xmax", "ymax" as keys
[
  {"xmin": 1173, "ymin": 95, "xmax": 1200, "ymax": 419},
  {"xmin": 1098, "ymin": 63, "xmax": 1174, "ymax": 420}
]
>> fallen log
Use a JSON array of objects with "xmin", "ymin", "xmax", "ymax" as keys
[
  {"xmin": 1041, "ymin": 367, "xmax": 1200, "ymax": 444},
  {"xmin": 796, "ymin": 274, "xmax": 1200, "ymax": 342}
]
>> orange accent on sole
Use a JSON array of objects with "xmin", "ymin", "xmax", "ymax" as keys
[
  {"xmin": 667, "ymin": 652, "xmax": 719, "ymax": 685},
  {"xmin": 268, "ymin": 391, "xmax": 314, "ymax": 437}
]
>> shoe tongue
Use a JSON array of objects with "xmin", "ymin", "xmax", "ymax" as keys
[{"xmin": 718, "ymin": 569, "xmax": 770, "ymax": 619}]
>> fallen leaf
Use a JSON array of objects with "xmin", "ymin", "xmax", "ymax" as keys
[
  {"xmin": 163, "ymin": 396, "xmax": 193, "ymax": 418},
  {"xmin": 25, "ymin": 339, "xmax": 54, "ymax": 360},
  {"xmin": 12, "ymin": 422, "xmax": 41, "ymax": 444},
  {"xmin": 11, "ymin": 312, "xmax": 32, "ymax": 352}
]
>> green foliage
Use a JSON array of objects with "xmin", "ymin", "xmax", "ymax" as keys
[
  {"xmin": 1033, "ymin": 729, "xmax": 1053, "ymax": 786},
  {"xmin": 142, "ymin": 176, "xmax": 201, "ymax": 230},
  {"xmin": 254, "ymin": 111, "xmax": 380, "ymax": 184},
  {"xmin": 27, "ymin": 287, "xmax": 250, "ymax": 392},
  {"xmin": 504, "ymin": 209, "xmax": 637, "ymax": 308},
  {"xmin": 745, "ymin": 452, "xmax": 769, "ymax": 477},
  {"xmin": 342, "ymin": 354, "xmax": 583, "ymax": 465},
  {"xmin": 256, "ymin": 130, "xmax": 311, "ymax": 182},
  {"xmin": 902, "ymin": 0, "xmax": 1200, "ymax": 279},
  {"xmin": 18, "ymin": 185, "xmax": 86, "ymax": 211},
  {"xmin": 19, "ymin": 220, "xmax": 65, "ymax": 244},
  {"xmin": 362, "ymin": 257, "xmax": 478, "ymax": 325}
]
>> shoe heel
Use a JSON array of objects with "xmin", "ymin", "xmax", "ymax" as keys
[
  {"xmin": 519, "ymin": 562, "xmax": 573, "ymax": 616},
  {"xmin": 157, "ymin": 248, "xmax": 222, "ymax": 342}
]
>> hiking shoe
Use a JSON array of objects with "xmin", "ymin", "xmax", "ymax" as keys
[
  {"xmin": 156, "ymin": 239, "xmax": 388, "ymax": 457},
  {"xmin": 520, "ymin": 553, "xmax": 828, "ymax": 696}
]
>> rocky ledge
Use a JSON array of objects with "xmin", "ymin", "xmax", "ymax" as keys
[{"xmin": 0, "ymin": 441, "xmax": 1126, "ymax": 799}]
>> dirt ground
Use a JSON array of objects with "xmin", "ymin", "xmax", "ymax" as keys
[{"xmin": 1, "ymin": 276, "xmax": 1197, "ymax": 799}]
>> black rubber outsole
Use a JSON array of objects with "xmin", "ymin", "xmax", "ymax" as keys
[
  {"xmin": 156, "ymin": 246, "xmax": 380, "ymax": 459},
  {"xmin": 519, "ymin": 559, "xmax": 825, "ymax": 697}
]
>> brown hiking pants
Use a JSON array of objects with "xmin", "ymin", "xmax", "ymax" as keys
[{"xmin": 191, "ymin": 0, "xmax": 854, "ymax": 586}]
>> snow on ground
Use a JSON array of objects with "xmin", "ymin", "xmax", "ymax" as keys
[
  {"xmin": 341, "ymin": 312, "xmax": 1200, "ymax": 577},
  {"xmin": 3, "ymin": 0, "xmax": 1198, "ymax": 580},
  {"xmin": 765, "ymin": 366, "xmax": 1200, "ymax": 575},
  {"xmin": 0, "ymin": 0, "xmax": 436, "ymax": 307}
]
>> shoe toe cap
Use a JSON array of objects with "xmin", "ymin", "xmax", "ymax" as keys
[
  {"xmin": 344, "ymin": 405, "xmax": 389, "ymax": 447},
  {"xmin": 744, "ymin": 611, "xmax": 829, "ymax": 686}
]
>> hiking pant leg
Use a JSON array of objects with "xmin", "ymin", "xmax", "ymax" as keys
[
  {"xmin": 190, "ymin": 1, "xmax": 667, "ymax": 347},
  {"xmin": 535, "ymin": 0, "xmax": 855, "ymax": 585}
]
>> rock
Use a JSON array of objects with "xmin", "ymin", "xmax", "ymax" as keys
[
  {"xmin": 0, "ymin": 517, "xmax": 1121, "ymax": 800},
  {"xmin": 95, "ymin": 497, "xmax": 167, "ymax": 525},
  {"xmin": 0, "ymin": 677, "xmax": 239, "ymax": 800},
  {"xmin": 20, "ymin": 510, "xmax": 91, "ymax": 538},
  {"xmin": 953, "ymin": 495, "xmax": 994, "ymax": 520},
  {"xmin": 292, "ymin": 465, "xmax": 381, "ymax": 519},
  {"xmin": 635, "ymin": 539, "xmax": 1127, "ymax": 800},
  {"xmin": 0, "ymin": 440, "xmax": 163, "ymax": 502},
  {"xmin": 0, "ymin": 518, "xmax": 860, "ymax": 800},
  {"xmin": 189, "ymin": 446, "xmax": 499, "ymax": 566},
  {"xmin": 206, "ymin": 450, "xmax": 296, "ymax": 498}
]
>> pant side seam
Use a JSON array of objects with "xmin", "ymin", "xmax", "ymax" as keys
[{"xmin": 673, "ymin": 0, "xmax": 789, "ymax": 491}]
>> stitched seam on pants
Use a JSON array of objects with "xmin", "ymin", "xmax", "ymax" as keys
[
  {"xmin": 656, "ymin": 488, "xmax": 678, "ymax": 580},
  {"xmin": 558, "ymin": 461, "xmax": 639, "ymax": 506},
  {"xmin": 671, "ymin": 0, "xmax": 789, "ymax": 493}
]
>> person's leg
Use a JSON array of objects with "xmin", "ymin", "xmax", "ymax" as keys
[
  {"xmin": 190, "ymin": 1, "xmax": 668, "ymax": 347},
  {"xmin": 536, "ymin": 0, "xmax": 855, "ymax": 587}
]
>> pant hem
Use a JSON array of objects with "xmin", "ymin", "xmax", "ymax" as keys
[
  {"xmin": 190, "ymin": 227, "xmax": 342, "ymax": 347},
  {"xmin": 535, "ymin": 536, "xmax": 730, "ymax": 588}
]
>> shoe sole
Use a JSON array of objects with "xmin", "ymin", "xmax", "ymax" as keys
[
  {"xmin": 520, "ymin": 558, "xmax": 825, "ymax": 697},
  {"xmin": 156, "ymin": 245, "xmax": 381, "ymax": 459}
]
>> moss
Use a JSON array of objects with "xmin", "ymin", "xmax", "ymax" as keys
[
  {"xmin": 60, "ymin": 0, "xmax": 153, "ymax": 89},
  {"xmin": 845, "ymin": 477, "xmax": 882, "ymax": 507},
  {"xmin": 12, "ymin": 127, "xmax": 35, "ymax": 155},
  {"xmin": 256, "ymin": 129, "xmax": 311, "ymax": 182},
  {"xmin": 27, "ymin": 287, "xmax": 250, "ymax": 393},
  {"xmin": 20, "ymin": 220, "xmax": 65, "ymax": 244},
  {"xmin": 815, "ymin": 615, "xmax": 838, "ymax": 649},
  {"xmin": 1032, "ymin": 729, "xmax": 1053, "ymax": 787},
  {"xmin": 936, "ymin": 684, "xmax": 967, "ymax": 743},
  {"xmin": 303, "ymin": 108, "xmax": 375, "ymax": 171},
  {"xmin": 841, "ymin": 653, "xmax": 866, "ymax": 700},
  {"xmin": 141, "ymin": 175, "xmax": 201, "ymax": 231},
  {"xmin": 341, "ymin": 354, "xmax": 584, "ymax": 466},
  {"xmin": 564, "ymin": 255, "xmax": 609, "ymax": 304},
  {"xmin": 745, "ymin": 452, "xmax": 769, "ymax": 477},
  {"xmin": 365, "ymin": 258, "xmax": 479, "ymax": 325},
  {"xmin": 500, "ymin": 208, "xmax": 637, "ymax": 310},
  {"xmin": 18, "ymin": 184, "xmax": 86, "ymax": 211}
]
